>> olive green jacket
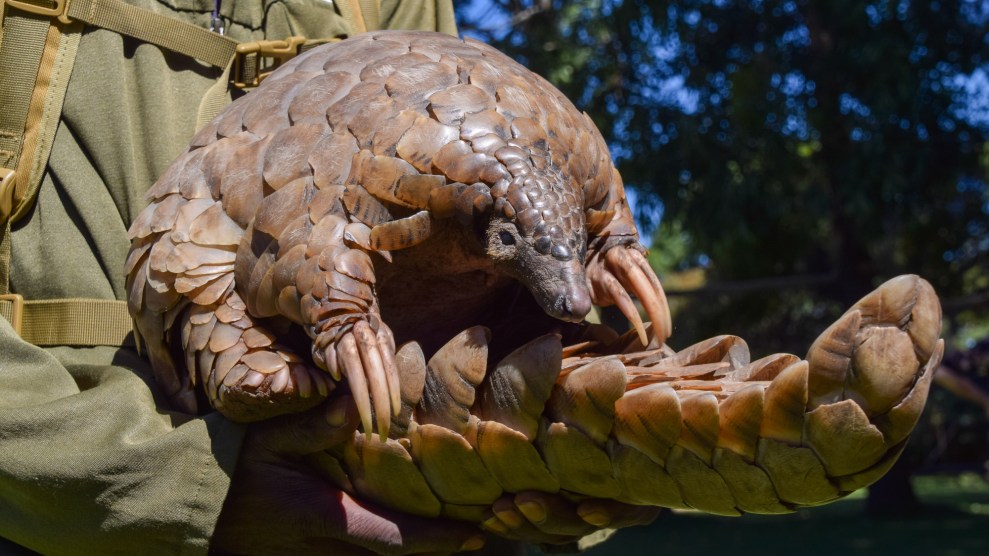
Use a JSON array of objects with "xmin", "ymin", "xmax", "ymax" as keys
[{"xmin": 0, "ymin": 1, "xmax": 456, "ymax": 553}]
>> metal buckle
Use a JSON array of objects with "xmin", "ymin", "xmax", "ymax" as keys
[
  {"xmin": 5, "ymin": 0, "xmax": 72, "ymax": 24},
  {"xmin": 0, "ymin": 293, "xmax": 24, "ymax": 337},
  {"xmin": 231, "ymin": 36, "xmax": 305, "ymax": 89}
]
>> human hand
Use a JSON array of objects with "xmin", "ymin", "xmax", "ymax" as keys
[{"xmin": 210, "ymin": 396, "xmax": 486, "ymax": 555}]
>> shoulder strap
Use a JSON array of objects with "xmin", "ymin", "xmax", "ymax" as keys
[{"xmin": 0, "ymin": 6, "xmax": 84, "ymax": 294}]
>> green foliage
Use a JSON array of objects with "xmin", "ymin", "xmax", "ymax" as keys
[{"xmin": 459, "ymin": 0, "xmax": 989, "ymax": 356}]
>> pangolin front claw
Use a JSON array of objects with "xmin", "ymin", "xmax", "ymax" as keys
[
  {"xmin": 331, "ymin": 320, "xmax": 402, "ymax": 440},
  {"xmin": 588, "ymin": 246, "xmax": 672, "ymax": 347}
]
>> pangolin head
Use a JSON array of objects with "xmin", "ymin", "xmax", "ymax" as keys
[{"xmin": 484, "ymin": 159, "xmax": 592, "ymax": 323}]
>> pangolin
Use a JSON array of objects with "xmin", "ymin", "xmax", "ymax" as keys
[
  {"xmin": 126, "ymin": 30, "xmax": 943, "ymax": 528},
  {"xmin": 126, "ymin": 30, "xmax": 671, "ymax": 436}
]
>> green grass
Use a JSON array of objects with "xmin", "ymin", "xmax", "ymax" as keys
[{"xmin": 573, "ymin": 474, "xmax": 989, "ymax": 556}]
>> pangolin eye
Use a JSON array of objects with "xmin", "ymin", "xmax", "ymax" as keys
[{"xmin": 498, "ymin": 231, "xmax": 516, "ymax": 245}]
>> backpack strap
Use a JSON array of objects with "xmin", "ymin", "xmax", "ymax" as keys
[
  {"xmin": 1, "ymin": 4, "xmax": 84, "ymax": 295},
  {"xmin": 337, "ymin": 0, "xmax": 369, "ymax": 33}
]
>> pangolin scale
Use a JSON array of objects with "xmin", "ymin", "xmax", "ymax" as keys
[{"xmin": 126, "ymin": 31, "xmax": 942, "ymax": 534}]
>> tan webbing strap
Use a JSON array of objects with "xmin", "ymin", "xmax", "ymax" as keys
[
  {"xmin": 196, "ymin": 58, "xmax": 233, "ymax": 130},
  {"xmin": 358, "ymin": 0, "xmax": 380, "ymax": 31},
  {"xmin": 0, "ymin": 229, "xmax": 11, "ymax": 297},
  {"xmin": 7, "ymin": 0, "xmax": 240, "ymax": 68},
  {"xmin": 0, "ymin": 10, "xmax": 49, "ymax": 220},
  {"xmin": 0, "ymin": 294, "xmax": 135, "ymax": 346},
  {"xmin": 0, "ymin": 8, "xmax": 83, "ymax": 294},
  {"xmin": 337, "ymin": 0, "xmax": 368, "ymax": 34}
]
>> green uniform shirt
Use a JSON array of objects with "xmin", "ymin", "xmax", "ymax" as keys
[{"xmin": 0, "ymin": 1, "xmax": 456, "ymax": 553}]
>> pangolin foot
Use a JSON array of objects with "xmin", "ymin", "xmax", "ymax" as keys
[
  {"xmin": 586, "ymin": 246, "xmax": 672, "ymax": 346},
  {"xmin": 321, "ymin": 320, "xmax": 402, "ymax": 440}
]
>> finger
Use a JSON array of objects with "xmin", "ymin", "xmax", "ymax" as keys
[
  {"xmin": 338, "ymin": 333, "xmax": 373, "ymax": 437},
  {"xmin": 253, "ymin": 394, "xmax": 359, "ymax": 455},
  {"xmin": 481, "ymin": 514, "xmax": 581, "ymax": 545},
  {"xmin": 332, "ymin": 489, "xmax": 486, "ymax": 554},
  {"xmin": 513, "ymin": 491, "xmax": 597, "ymax": 537},
  {"xmin": 353, "ymin": 320, "xmax": 391, "ymax": 441},
  {"xmin": 576, "ymin": 499, "xmax": 661, "ymax": 530},
  {"xmin": 376, "ymin": 323, "xmax": 402, "ymax": 417},
  {"xmin": 602, "ymin": 271, "xmax": 648, "ymax": 346}
]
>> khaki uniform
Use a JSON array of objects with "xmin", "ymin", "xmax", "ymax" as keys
[{"xmin": 0, "ymin": 1, "xmax": 456, "ymax": 553}]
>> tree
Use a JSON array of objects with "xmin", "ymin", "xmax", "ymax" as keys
[{"xmin": 459, "ymin": 0, "xmax": 989, "ymax": 356}]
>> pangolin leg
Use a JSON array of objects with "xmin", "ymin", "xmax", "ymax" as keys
[
  {"xmin": 304, "ymin": 245, "xmax": 401, "ymax": 441},
  {"xmin": 182, "ymin": 290, "xmax": 334, "ymax": 422}
]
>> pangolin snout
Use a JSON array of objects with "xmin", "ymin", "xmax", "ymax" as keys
[
  {"xmin": 549, "ymin": 284, "xmax": 592, "ymax": 323},
  {"xmin": 536, "ymin": 258, "xmax": 592, "ymax": 323}
]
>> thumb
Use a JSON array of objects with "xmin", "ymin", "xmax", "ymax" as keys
[
  {"xmin": 330, "ymin": 489, "xmax": 487, "ymax": 555},
  {"xmin": 252, "ymin": 395, "xmax": 360, "ymax": 456}
]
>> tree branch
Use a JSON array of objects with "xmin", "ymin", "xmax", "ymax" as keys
[{"xmin": 665, "ymin": 272, "xmax": 838, "ymax": 297}]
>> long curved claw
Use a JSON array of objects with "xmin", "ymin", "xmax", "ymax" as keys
[
  {"xmin": 602, "ymin": 270, "xmax": 649, "ymax": 346},
  {"xmin": 323, "ymin": 319, "xmax": 402, "ymax": 441},
  {"xmin": 353, "ymin": 320, "xmax": 392, "ymax": 441},
  {"xmin": 376, "ymin": 322, "xmax": 402, "ymax": 417},
  {"xmin": 630, "ymin": 250, "xmax": 672, "ymax": 341},
  {"xmin": 324, "ymin": 344, "xmax": 341, "ymax": 381},
  {"xmin": 336, "ymin": 333, "xmax": 373, "ymax": 438},
  {"xmin": 606, "ymin": 248, "xmax": 672, "ymax": 343}
]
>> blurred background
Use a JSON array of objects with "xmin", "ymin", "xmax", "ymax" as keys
[{"xmin": 456, "ymin": 1, "xmax": 989, "ymax": 553}]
